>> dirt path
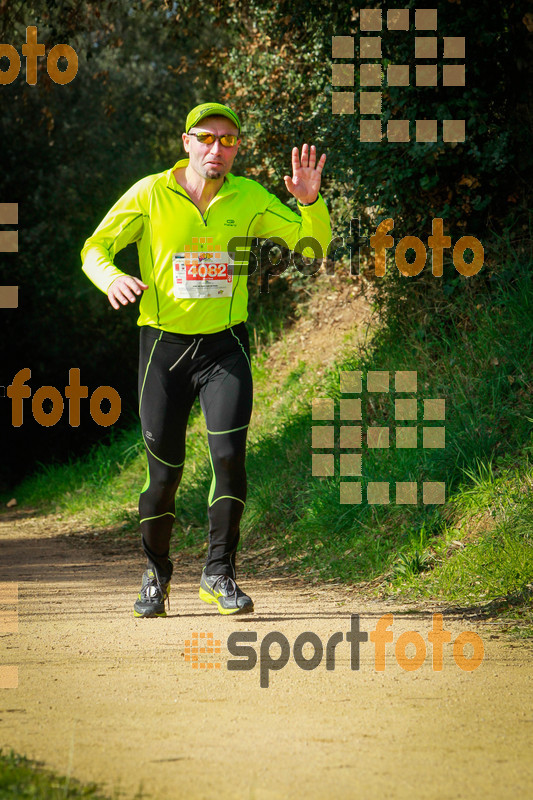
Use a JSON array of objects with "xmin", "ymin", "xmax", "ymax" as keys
[{"xmin": 1, "ymin": 511, "xmax": 532, "ymax": 800}]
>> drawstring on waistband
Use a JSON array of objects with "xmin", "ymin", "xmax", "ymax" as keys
[
  {"xmin": 168, "ymin": 337, "xmax": 204, "ymax": 372},
  {"xmin": 191, "ymin": 337, "xmax": 203, "ymax": 359}
]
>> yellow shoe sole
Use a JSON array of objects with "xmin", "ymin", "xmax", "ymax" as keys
[
  {"xmin": 199, "ymin": 586, "xmax": 254, "ymax": 615},
  {"xmin": 133, "ymin": 585, "xmax": 170, "ymax": 618},
  {"xmin": 133, "ymin": 609, "xmax": 167, "ymax": 618}
]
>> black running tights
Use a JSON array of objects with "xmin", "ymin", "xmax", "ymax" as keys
[{"xmin": 137, "ymin": 322, "xmax": 253, "ymax": 578}]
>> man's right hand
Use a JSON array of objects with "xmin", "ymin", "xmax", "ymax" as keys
[{"xmin": 107, "ymin": 276, "xmax": 149, "ymax": 310}]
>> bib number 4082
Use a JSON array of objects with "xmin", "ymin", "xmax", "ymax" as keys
[{"xmin": 186, "ymin": 262, "xmax": 228, "ymax": 280}]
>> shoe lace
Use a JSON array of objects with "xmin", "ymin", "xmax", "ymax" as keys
[
  {"xmin": 215, "ymin": 575, "xmax": 237, "ymax": 597},
  {"xmin": 145, "ymin": 570, "xmax": 171, "ymax": 611}
]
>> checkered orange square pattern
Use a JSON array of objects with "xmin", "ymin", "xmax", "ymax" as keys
[{"xmin": 185, "ymin": 632, "xmax": 222, "ymax": 669}]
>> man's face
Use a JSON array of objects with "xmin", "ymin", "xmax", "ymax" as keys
[{"xmin": 183, "ymin": 115, "xmax": 241, "ymax": 180}]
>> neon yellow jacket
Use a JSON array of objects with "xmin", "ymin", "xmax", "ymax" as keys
[{"xmin": 81, "ymin": 157, "xmax": 332, "ymax": 334}]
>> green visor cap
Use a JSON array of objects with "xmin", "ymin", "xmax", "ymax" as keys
[{"xmin": 185, "ymin": 102, "xmax": 241, "ymax": 134}]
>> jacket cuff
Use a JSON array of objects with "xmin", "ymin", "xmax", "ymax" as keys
[{"xmin": 297, "ymin": 194, "xmax": 320, "ymax": 207}]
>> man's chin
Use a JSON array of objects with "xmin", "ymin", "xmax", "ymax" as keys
[{"xmin": 205, "ymin": 167, "xmax": 223, "ymax": 179}]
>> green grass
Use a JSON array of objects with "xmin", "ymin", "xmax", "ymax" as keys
[
  {"xmin": 0, "ymin": 749, "xmax": 140, "ymax": 800},
  {"xmin": 389, "ymin": 455, "xmax": 533, "ymax": 598},
  {"xmin": 3, "ymin": 238, "xmax": 533, "ymax": 631}
]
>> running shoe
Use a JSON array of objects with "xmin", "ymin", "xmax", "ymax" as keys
[
  {"xmin": 199, "ymin": 568, "xmax": 254, "ymax": 615},
  {"xmin": 133, "ymin": 561, "xmax": 173, "ymax": 618}
]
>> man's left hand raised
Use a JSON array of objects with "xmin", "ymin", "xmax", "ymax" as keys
[{"xmin": 283, "ymin": 144, "xmax": 327, "ymax": 205}]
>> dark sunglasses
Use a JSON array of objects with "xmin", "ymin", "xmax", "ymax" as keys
[{"xmin": 188, "ymin": 131, "xmax": 239, "ymax": 147}]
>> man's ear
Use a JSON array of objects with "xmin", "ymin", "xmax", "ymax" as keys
[{"xmin": 182, "ymin": 132, "xmax": 190, "ymax": 153}]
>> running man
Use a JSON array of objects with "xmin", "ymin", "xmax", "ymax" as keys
[{"xmin": 81, "ymin": 102, "xmax": 331, "ymax": 617}]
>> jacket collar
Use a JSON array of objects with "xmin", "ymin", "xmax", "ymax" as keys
[{"xmin": 167, "ymin": 158, "xmax": 238, "ymax": 199}]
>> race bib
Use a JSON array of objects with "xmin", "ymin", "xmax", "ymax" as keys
[{"xmin": 172, "ymin": 251, "xmax": 234, "ymax": 299}]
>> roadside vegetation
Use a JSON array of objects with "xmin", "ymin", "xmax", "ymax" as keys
[{"xmin": 0, "ymin": 749, "xmax": 134, "ymax": 800}]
